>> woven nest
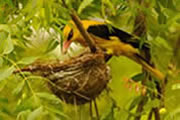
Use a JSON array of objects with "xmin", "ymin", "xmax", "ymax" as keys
[{"xmin": 15, "ymin": 52, "xmax": 111, "ymax": 105}]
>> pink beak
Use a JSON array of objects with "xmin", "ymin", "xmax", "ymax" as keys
[{"xmin": 62, "ymin": 40, "xmax": 72, "ymax": 54}]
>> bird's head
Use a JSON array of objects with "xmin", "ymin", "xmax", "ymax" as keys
[
  {"xmin": 62, "ymin": 21, "xmax": 77, "ymax": 54},
  {"xmin": 62, "ymin": 20, "xmax": 104, "ymax": 54}
]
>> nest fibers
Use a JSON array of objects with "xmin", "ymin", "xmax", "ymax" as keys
[{"xmin": 15, "ymin": 52, "xmax": 111, "ymax": 105}]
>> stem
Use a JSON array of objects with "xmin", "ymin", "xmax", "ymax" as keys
[
  {"xmin": 134, "ymin": 97, "xmax": 147, "ymax": 120},
  {"xmin": 94, "ymin": 99, "xmax": 100, "ymax": 120},
  {"xmin": 132, "ymin": 2, "xmax": 154, "ymax": 119},
  {"xmin": 134, "ymin": 72, "xmax": 148, "ymax": 120},
  {"xmin": 148, "ymin": 109, "xmax": 153, "ymax": 120},
  {"xmin": 89, "ymin": 101, "xmax": 93, "ymax": 120},
  {"xmin": 153, "ymin": 108, "xmax": 161, "ymax": 120}
]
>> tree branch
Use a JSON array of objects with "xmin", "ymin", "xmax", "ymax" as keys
[
  {"xmin": 70, "ymin": 10, "xmax": 97, "ymax": 53},
  {"xmin": 61, "ymin": 0, "xmax": 97, "ymax": 53}
]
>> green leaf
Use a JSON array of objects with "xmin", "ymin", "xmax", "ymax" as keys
[
  {"xmin": 102, "ymin": 0, "xmax": 116, "ymax": 16},
  {"xmin": 52, "ymin": 25, "xmax": 64, "ymax": 50},
  {"xmin": 17, "ymin": 110, "xmax": 31, "ymax": 120},
  {"xmin": 0, "ymin": 66, "xmax": 15, "ymax": 82},
  {"xmin": 0, "ymin": 97, "xmax": 8, "ymax": 103},
  {"xmin": 45, "ymin": 40, "xmax": 59, "ymax": 53},
  {"xmin": 144, "ymin": 99, "xmax": 160, "ymax": 110},
  {"xmin": 0, "ymin": 57, "xmax": 3, "ymax": 67},
  {"xmin": 3, "ymin": 34, "xmax": 14, "ymax": 54},
  {"xmin": 45, "ymin": 106, "xmax": 69, "ymax": 119},
  {"xmin": 128, "ymin": 96, "xmax": 143, "ymax": 111},
  {"xmin": 12, "ymin": 81, "xmax": 25, "ymax": 95},
  {"xmin": 17, "ymin": 56, "xmax": 38, "ymax": 65},
  {"xmin": 36, "ymin": 92, "xmax": 61, "ymax": 103},
  {"xmin": 0, "ymin": 78, "xmax": 7, "ymax": 91},
  {"xmin": 172, "ymin": 83, "xmax": 180, "ymax": 90},
  {"xmin": 78, "ymin": 0, "xmax": 94, "ymax": 14},
  {"xmin": 0, "ymin": 31, "xmax": 8, "ymax": 54},
  {"xmin": 176, "ymin": 18, "xmax": 180, "ymax": 24},
  {"xmin": 15, "ymin": 97, "xmax": 36, "ymax": 112},
  {"xmin": 44, "ymin": 0, "xmax": 52, "ymax": 25},
  {"xmin": 164, "ymin": 107, "xmax": 180, "ymax": 120},
  {"xmin": 158, "ymin": 0, "xmax": 176, "ymax": 10},
  {"xmin": 158, "ymin": 12, "xmax": 167, "ymax": 24},
  {"xmin": 151, "ymin": 36, "xmax": 173, "ymax": 72},
  {"xmin": 0, "ymin": 30, "xmax": 14, "ymax": 54},
  {"xmin": 155, "ymin": 1, "xmax": 167, "ymax": 24},
  {"xmin": 4, "ymin": 0, "xmax": 14, "ymax": 7},
  {"xmin": 155, "ymin": 1, "xmax": 161, "ymax": 14},
  {"xmin": 101, "ymin": 100, "xmax": 118, "ymax": 120},
  {"xmin": 27, "ymin": 106, "xmax": 43, "ymax": 120},
  {"xmin": 131, "ymin": 73, "xmax": 145, "ymax": 82},
  {"xmin": 0, "ymin": 24, "xmax": 11, "ymax": 33}
]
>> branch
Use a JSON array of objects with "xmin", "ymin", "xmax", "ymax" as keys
[
  {"xmin": 132, "ymin": 1, "xmax": 160, "ymax": 120},
  {"xmin": 61, "ymin": 0, "xmax": 97, "ymax": 53},
  {"xmin": 70, "ymin": 10, "xmax": 97, "ymax": 53}
]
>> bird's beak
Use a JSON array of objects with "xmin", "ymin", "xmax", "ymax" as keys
[{"xmin": 62, "ymin": 40, "xmax": 72, "ymax": 54}]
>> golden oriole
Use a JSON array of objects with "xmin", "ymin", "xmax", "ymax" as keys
[{"xmin": 62, "ymin": 20, "xmax": 164, "ymax": 80}]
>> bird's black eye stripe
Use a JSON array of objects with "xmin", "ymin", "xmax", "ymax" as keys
[{"xmin": 67, "ymin": 29, "xmax": 73, "ymax": 41}]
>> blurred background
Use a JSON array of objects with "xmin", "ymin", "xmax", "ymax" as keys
[{"xmin": 0, "ymin": 0, "xmax": 180, "ymax": 120}]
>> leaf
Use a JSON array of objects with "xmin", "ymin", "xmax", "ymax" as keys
[
  {"xmin": 23, "ymin": 0, "xmax": 42, "ymax": 21},
  {"xmin": 0, "ymin": 31, "xmax": 8, "ymax": 54},
  {"xmin": 36, "ymin": 92, "xmax": 61, "ymax": 103},
  {"xmin": 17, "ymin": 56, "xmax": 38, "ymax": 65},
  {"xmin": 52, "ymin": 25, "xmax": 64, "ymax": 50},
  {"xmin": 131, "ymin": 73, "xmax": 145, "ymax": 82},
  {"xmin": 12, "ymin": 81, "xmax": 25, "ymax": 95},
  {"xmin": 15, "ymin": 97, "xmax": 36, "ymax": 112},
  {"xmin": 155, "ymin": 1, "xmax": 167, "ymax": 24},
  {"xmin": 0, "ymin": 79, "xmax": 7, "ymax": 91},
  {"xmin": 0, "ymin": 97, "xmax": 8, "ymax": 103},
  {"xmin": 101, "ymin": 100, "xmax": 118, "ymax": 120},
  {"xmin": 4, "ymin": 0, "xmax": 14, "ymax": 7},
  {"xmin": 102, "ymin": 0, "xmax": 116, "ymax": 16},
  {"xmin": 45, "ymin": 40, "xmax": 59, "ymax": 53},
  {"xmin": 164, "ymin": 107, "xmax": 180, "ymax": 120},
  {"xmin": 78, "ymin": 0, "xmax": 94, "ymax": 14},
  {"xmin": 144, "ymin": 99, "xmax": 160, "ymax": 110},
  {"xmin": 151, "ymin": 36, "xmax": 173, "ymax": 72},
  {"xmin": 0, "ymin": 24, "xmax": 11, "ymax": 33},
  {"xmin": 17, "ymin": 110, "xmax": 31, "ymax": 120},
  {"xmin": 172, "ymin": 83, "xmax": 180, "ymax": 90},
  {"xmin": 44, "ymin": 0, "xmax": 52, "ymax": 25},
  {"xmin": 158, "ymin": 0, "xmax": 176, "ymax": 10},
  {"xmin": 45, "ymin": 106, "xmax": 69, "ymax": 119},
  {"xmin": 4, "ymin": 34, "xmax": 14, "ymax": 54},
  {"xmin": 0, "ymin": 66, "xmax": 15, "ymax": 82},
  {"xmin": 176, "ymin": 18, "xmax": 180, "ymax": 24},
  {"xmin": 128, "ymin": 96, "xmax": 143, "ymax": 111},
  {"xmin": 158, "ymin": 12, "xmax": 167, "ymax": 24},
  {"xmin": 27, "ymin": 106, "xmax": 43, "ymax": 120},
  {"xmin": 0, "ymin": 57, "xmax": 3, "ymax": 67}
]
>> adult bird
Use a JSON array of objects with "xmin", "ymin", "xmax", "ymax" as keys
[{"xmin": 62, "ymin": 20, "xmax": 164, "ymax": 80}]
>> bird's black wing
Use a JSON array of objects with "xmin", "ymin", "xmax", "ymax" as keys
[{"xmin": 87, "ymin": 24, "xmax": 149, "ymax": 49}]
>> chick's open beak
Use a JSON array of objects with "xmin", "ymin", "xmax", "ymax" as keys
[{"xmin": 62, "ymin": 40, "xmax": 72, "ymax": 54}]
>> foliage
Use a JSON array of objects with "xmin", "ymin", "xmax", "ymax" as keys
[{"xmin": 0, "ymin": 0, "xmax": 180, "ymax": 120}]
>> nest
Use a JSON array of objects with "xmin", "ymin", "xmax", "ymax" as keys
[{"xmin": 15, "ymin": 52, "xmax": 111, "ymax": 105}]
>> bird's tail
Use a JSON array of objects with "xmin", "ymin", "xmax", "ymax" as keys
[{"xmin": 129, "ymin": 53, "xmax": 165, "ymax": 81}]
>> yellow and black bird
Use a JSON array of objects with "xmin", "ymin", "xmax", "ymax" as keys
[{"xmin": 62, "ymin": 20, "xmax": 164, "ymax": 80}]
